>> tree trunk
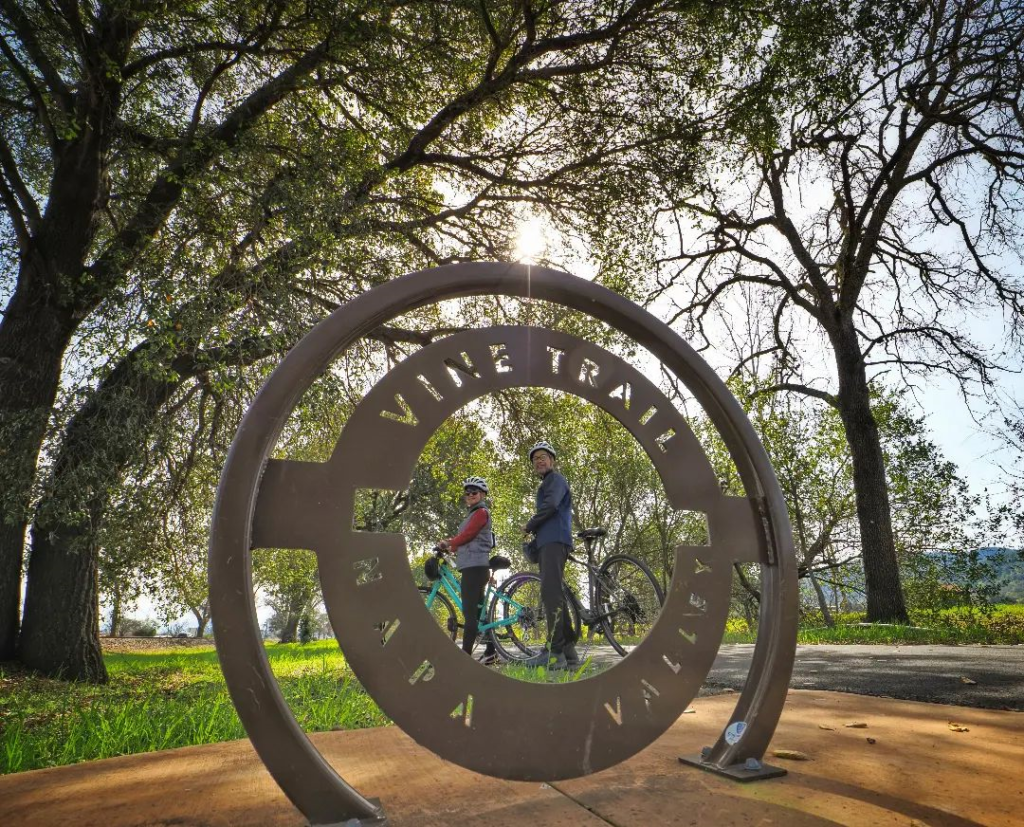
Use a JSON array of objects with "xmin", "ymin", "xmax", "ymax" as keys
[
  {"xmin": 19, "ymin": 328, "xmax": 278, "ymax": 677},
  {"xmin": 279, "ymin": 612, "xmax": 301, "ymax": 644},
  {"xmin": 192, "ymin": 609, "xmax": 208, "ymax": 638},
  {"xmin": 654, "ymin": 516, "xmax": 672, "ymax": 592},
  {"xmin": 0, "ymin": 284, "xmax": 77, "ymax": 659},
  {"xmin": 18, "ymin": 522, "xmax": 106, "ymax": 680},
  {"xmin": 833, "ymin": 330, "xmax": 909, "ymax": 623},
  {"xmin": 809, "ymin": 571, "xmax": 835, "ymax": 627},
  {"xmin": 0, "ymin": 523, "xmax": 27, "ymax": 660},
  {"xmin": 109, "ymin": 581, "xmax": 123, "ymax": 637},
  {"xmin": 733, "ymin": 562, "xmax": 761, "ymax": 603},
  {"xmin": 278, "ymin": 587, "xmax": 313, "ymax": 644},
  {"xmin": 19, "ymin": 349, "xmax": 183, "ymax": 680},
  {"xmin": 742, "ymin": 596, "xmax": 755, "ymax": 631},
  {"xmin": 1, "ymin": 18, "xmax": 142, "ymax": 660}
]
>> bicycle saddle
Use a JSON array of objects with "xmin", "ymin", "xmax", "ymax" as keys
[
  {"xmin": 576, "ymin": 527, "xmax": 607, "ymax": 540},
  {"xmin": 488, "ymin": 555, "xmax": 511, "ymax": 571}
]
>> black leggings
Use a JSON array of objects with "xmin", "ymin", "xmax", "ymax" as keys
[{"xmin": 459, "ymin": 565, "xmax": 494, "ymax": 655}]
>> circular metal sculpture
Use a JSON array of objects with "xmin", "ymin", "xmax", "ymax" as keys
[{"xmin": 209, "ymin": 262, "xmax": 799, "ymax": 826}]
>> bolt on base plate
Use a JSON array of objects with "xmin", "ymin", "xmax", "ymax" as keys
[{"xmin": 317, "ymin": 797, "xmax": 387, "ymax": 826}]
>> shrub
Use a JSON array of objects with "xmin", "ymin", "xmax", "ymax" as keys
[{"xmin": 119, "ymin": 617, "xmax": 157, "ymax": 637}]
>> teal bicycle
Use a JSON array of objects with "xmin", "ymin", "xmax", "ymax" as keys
[{"xmin": 419, "ymin": 546, "xmax": 537, "ymax": 660}]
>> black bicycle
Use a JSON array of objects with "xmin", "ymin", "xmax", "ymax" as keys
[{"xmin": 488, "ymin": 527, "xmax": 665, "ymax": 660}]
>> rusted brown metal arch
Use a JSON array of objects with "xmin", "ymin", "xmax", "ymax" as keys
[{"xmin": 209, "ymin": 262, "xmax": 798, "ymax": 825}]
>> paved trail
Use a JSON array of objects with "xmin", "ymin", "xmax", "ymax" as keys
[
  {"xmin": 706, "ymin": 643, "xmax": 1024, "ymax": 710},
  {"xmin": 579, "ymin": 643, "xmax": 1024, "ymax": 710}
]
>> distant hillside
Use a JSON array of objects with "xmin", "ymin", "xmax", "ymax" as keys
[
  {"xmin": 805, "ymin": 547, "xmax": 1024, "ymax": 608},
  {"xmin": 918, "ymin": 547, "xmax": 1024, "ymax": 604},
  {"xmin": 978, "ymin": 547, "xmax": 1024, "ymax": 603}
]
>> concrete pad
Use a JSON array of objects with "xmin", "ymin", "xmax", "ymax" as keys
[
  {"xmin": 1, "ymin": 690, "xmax": 1020, "ymax": 826},
  {"xmin": 559, "ymin": 690, "xmax": 1023, "ymax": 827}
]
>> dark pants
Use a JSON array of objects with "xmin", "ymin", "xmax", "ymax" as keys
[
  {"xmin": 459, "ymin": 565, "xmax": 494, "ymax": 655},
  {"xmin": 538, "ymin": 542, "xmax": 576, "ymax": 654}
]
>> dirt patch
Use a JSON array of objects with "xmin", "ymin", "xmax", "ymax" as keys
[{"xmin": 100, "ymin": 636, "xmax": 215, "ymax": 654}]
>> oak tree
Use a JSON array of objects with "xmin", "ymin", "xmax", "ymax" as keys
[{"xmin": 658, "ymin": 0, "xmax": 1024, "ymax": 621}]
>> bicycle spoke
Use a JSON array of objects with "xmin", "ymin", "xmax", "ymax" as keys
[
  {"xmin": 595, "ymin": 556, "xmax": 665, "ymax": 656},
  {"xmin": 488, "ymin": 574, "xmax": 546, "ymax": 660},
  {"xmin": 419, "ymin": 586, "xmax": 458, "ymax": 641}
]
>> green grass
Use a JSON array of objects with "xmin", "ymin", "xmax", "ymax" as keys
[
  {"xmin": 722, "ymin": 604, "xmax": 1024, "ymax": 645},
  {"xmin": 5, "ymin": 605, "xmax": 1021, "ymax": 775},
  {"xmin": 0, "ymin": 637, "xmax": 619, "ymax": 775},
  {"xmin": 501, "ymin": 656, "xmax": 603, "ymax": 684},
  {"xmin": 0, "ymin": 640, "xmax": 389, "ymax": 775}
]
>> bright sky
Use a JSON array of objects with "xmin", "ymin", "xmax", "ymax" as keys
[
  {"xmin": 915, "ymin": 372, "xmax": 1021, "ymax": 498},
  {"xmin": 526, "ymin": 211, "xmax": 1022, "ymax": 513}
]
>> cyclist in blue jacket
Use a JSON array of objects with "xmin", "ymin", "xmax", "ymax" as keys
[
  {"xmin": 521, "ymin": 441, "xmax": 578, "ymax": 669},
  {"xmin": 439, "ymin": 476, "xmax": 498, "ymax": 665}
]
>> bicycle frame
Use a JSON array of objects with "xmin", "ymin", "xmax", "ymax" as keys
[
  {"xmin": 564, "ymin": 536, "xmax": 610, "ymax": 628},
  {"xmin": 421, "ymin": 554, "xmax": 528, "ymax": 638}
]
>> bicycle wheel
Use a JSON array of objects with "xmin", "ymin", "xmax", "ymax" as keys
[
  {"xmin": 419, "ymin": 586, "xmax": 458, "ymax": 641},
  {"xmin": 595, "ymin": 555, "xmax": 665, "ymax": 656},
  {"xmin": 488, "ymin": 574, "xmax": 542, "ymax": 660},
  {"xmin": 489, "ymin": 573, "xmax": 582, "ymax": 661}
]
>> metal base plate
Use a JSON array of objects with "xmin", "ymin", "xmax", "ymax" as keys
[
  {"xmin": 319, "ymin": 797, "xmax": 387, "ymax": 826},
  {"xmin": 678, "ymin": 754, "xmax": 788, "ymax": 782}
]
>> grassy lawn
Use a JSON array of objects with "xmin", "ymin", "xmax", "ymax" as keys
[
  {"xmin": 722, "ymin": 604, "xmax": 1024, "ymax": 645},
  {"xmin": 0, "ymin": 639, "xmax": 606, "ymax": 775},
  {"xmin": 3, "ymin": 605, "xmax": 1021, "ymax": 775},
  {"xmin": 0, "ymin": 640, "xmax": 388, "ymax": 775}
]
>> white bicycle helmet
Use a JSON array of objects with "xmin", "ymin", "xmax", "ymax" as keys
[
  {"xmin": 528, "ymin": 440, "xmax": 557, "ymax": 461},
  {"xmin": 462, "ymin": 476, "xmax": 489, "ymax": 494}
]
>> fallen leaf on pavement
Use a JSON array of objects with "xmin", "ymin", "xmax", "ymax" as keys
[
  {"xmin": 818, "ymin": 724, "xmax": 835, "ymax": 730},
  {"xmin": 772, "ymin": 749, "xmax": 810, "ymax": 761},
  {"xmin": 948, "ymin": 721, "xmax": 970, "ymax": 732},
  {"xmin": 844, "ymin": 722, "xmax": 868, "ymax": 728},
  {"xmin": 960, "ymin": 676, "xmax": 977, "ymax": 684}
]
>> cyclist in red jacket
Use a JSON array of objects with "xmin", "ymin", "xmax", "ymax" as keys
[{"xmin": 439, "ymin": 476, "xmax": 498, "ymax": 665}]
